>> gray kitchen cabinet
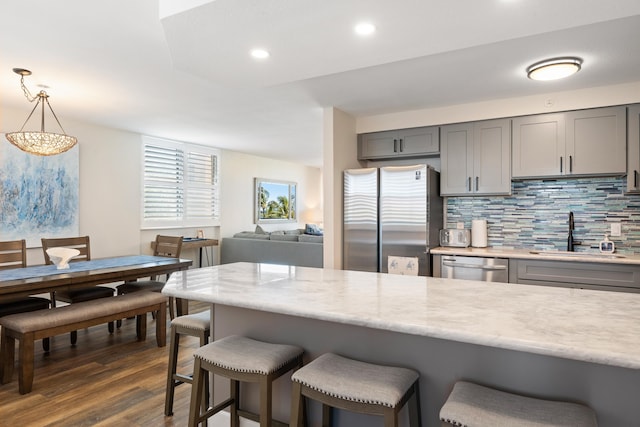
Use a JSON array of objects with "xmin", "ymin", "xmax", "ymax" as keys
[
  {"xmin": 358, "ymin": 126, "xmax": 439, "ymax": 160},
  {"xmin": 626, "ymin": 104, "xmax": 640, "ymax": 192},
  {"xmin": 566, "ymin": 106, "xmax": 626, "ymax": 175},
  {"xmin": 509, "ymin": 258, "xmax": 640, "ymax": 293},
  {"xmin": 512, "ymin": 113, "xmax": 565, "ymax": 178},
  {"xmin": 440, "ymin": 119, "xmax": 511, "ymax": 196},
  {"xmin": 512, "ymin": 106, "xmax": 626, "ymax": 179}
]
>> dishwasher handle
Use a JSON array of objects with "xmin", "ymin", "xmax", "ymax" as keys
[{"xmin": 441, "ymin": 261, "xmax": 507, "ymax": 271}]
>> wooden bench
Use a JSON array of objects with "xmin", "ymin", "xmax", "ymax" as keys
[{"xmin": 0, "ymin": 291, "xmax": 167, "ymax": 394}]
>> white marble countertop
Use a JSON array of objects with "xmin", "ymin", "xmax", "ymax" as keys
[
  {"xmin": 162, "ymin": 262, "xmax": 640, "ymax": 370},
  {"xmin": 431, "ymin": 246, "xmax": 640, "ymax": 265}
]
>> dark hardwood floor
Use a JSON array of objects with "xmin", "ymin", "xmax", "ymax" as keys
[{"xmin": 0, "ymin": 301, "xmax": 209, "ymax": 427}]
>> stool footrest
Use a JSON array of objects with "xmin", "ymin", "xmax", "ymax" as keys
[
  {"xmin": 237, "ymin": 409, "xmax": 289, "ymax": 427},
  {"xmin": 198, "ymin": 397, "xmax": 234, "ymax": 422}
]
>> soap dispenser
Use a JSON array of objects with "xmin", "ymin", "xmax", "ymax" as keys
[{"xmin": 599, "ymin": 234, "xmax": 615, "ymax": 254}]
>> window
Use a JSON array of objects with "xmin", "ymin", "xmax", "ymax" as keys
[{"xmin": 142, "ymin": 137, "xmax": 220, "ymax": 228}]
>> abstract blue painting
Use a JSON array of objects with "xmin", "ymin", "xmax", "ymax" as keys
[{"xmin": 0, "ymin": 139, "xmax": 79, "ymax": 248}]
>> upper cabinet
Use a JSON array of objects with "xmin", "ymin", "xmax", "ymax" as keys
[
  {"xmin": 512, "ymin": 106, "xmax": 626, "ymax": 179},
  {"xmin": 512, "ymin": 113, "xmax": 565, "ymax": 178},
  {"xmin": 627, "ymin": 104, "xmax": 640, "ymax": 192},
  {"xmin": 358, "ymin": 126, "xmax": 439, "ymax": 160},
  {"xmin": 440, "ymin": 119, "xmax": 511, "ymax": 196}
]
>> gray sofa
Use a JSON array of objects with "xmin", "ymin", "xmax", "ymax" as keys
[{"xmin": 220, "ymin": 229, "xmax": 323, "ymax": 268}]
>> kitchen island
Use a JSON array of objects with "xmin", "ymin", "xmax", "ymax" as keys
[{"xmin": 162, "ymin": 262, "xmax": 640, "ymax": 427}]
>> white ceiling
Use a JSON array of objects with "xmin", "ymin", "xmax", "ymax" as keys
[{"xmin": 2, "ymin": 0, "xmax": 640, "ymax": 167}]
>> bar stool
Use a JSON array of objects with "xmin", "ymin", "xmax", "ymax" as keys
[
  {"xmin": 189, "ymin": 335, "xmax": 304, "ymax": 427},
  {"xmin": 440, "ymin": 381, "xmax": 598, "ymax": 427},
  {"xmin": 165, "ymin": 310, "xmax": 211, "ymax": 416},
  {"xmin": 290, "ymin": 353, "xmax": 421, "ymax": 427}
]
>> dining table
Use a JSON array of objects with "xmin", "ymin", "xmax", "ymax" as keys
[{"xmin": 0, "ymin": 255, "xmax": 193, "ymax": 306}]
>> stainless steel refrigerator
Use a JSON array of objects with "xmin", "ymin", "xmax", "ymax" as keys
[{"xmin": 343, "ymin": 165, "xmax": 442, "ymax": 276}]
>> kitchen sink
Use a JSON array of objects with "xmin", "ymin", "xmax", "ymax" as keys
[{"xmin": 529, "ymin": 250, "xmax": 626, "ymax": 259}]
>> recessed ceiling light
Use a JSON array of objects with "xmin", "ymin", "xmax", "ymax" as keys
[
  {"xmin": 527, "ymin": 57, "xmax": 582, "ymax": 81},
  {"xmin": 250, "ymin": 49, "xmax": 270, "ymax": 59},
  {"xmin": 354, "ymin": 22, "xmax": 375, "ymax": 36}
]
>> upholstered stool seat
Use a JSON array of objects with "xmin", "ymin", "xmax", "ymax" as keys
[
  {"xmin": 165, "ymin": 310, "xmax": 211, "ymax": 416},
  {"xmin": 440, "ymin": 381, "xmax": 598, "ymax": 427},
  {"xmin": 189, "ymin": 335, "xmax": 304, "ymax": 427},
  {"xmin": 290, "ymin": 353, "xmax": 421, "ymax": 427}
]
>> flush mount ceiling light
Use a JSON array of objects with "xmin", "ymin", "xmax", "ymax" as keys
[
  {"xmin": 354, "ymin": 22, "xmax": 376, "ymax": 36},
  {"xmin": 250, "ymin": 49, "xmax": 270, "ymax": 59},
  {"xmin": 526, "ymin": 57, "xmax": 583, "ymax": 81},
  {"xmin": 5, "ymin": 68, "xmax": 77, "ymax": 156}
]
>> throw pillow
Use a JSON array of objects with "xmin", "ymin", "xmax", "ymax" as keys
[
  {"xmin": 305, "ymin": 223, "xmax": 323, "ymax": 236},
  {"xmin": 255, "ymin": 225, "xmax": 266, "ymax": 234}
]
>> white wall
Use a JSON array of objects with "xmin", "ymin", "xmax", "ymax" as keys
[
  {"xmin": 1, "ymin": 106, "xmax": 322, "ymax": 267},
  {"xmin": 357, "ymin": 81, "xmax": 640, "ymax": 133},
  {"xmin": 322, "ymin": 107, "xmax": 359, "ymax": 269},
  {"xmin": 220, "ymin": 150, "xmax": 322, "ymax": 237}
]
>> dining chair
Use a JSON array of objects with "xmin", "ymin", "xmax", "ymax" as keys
[
  {"xmin": 41, "ymin": 236, "xmax": 115, "ymax": 345},
  {"xmin": 0, "ymin": 239, "xmax": 51, "ymax": 351},
  {"xmin": 116, "ymin": 235, "xmax": 183, "ymax": 322}
]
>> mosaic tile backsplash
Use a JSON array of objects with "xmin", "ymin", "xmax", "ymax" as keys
[{"xmin": 445, "ymin": 177, "xmax": 640, "ymax": 254}]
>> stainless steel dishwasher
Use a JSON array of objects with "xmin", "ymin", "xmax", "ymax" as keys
[{"xmin": 440, "ymin": 255, "xmax": 509, "ymax": 282}]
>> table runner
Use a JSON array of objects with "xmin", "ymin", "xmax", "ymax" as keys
[{"xmin": 0, "ymin": 255, "xmax": 167, "ymax": 281}]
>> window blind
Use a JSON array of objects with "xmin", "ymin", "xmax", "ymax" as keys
[{"xmin": 142, "ymin": 138, "xmax": 220, "ymax": 227}]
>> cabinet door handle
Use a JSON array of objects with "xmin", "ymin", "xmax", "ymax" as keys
[
  {"xmin": 569, "ymin": 155, "xmax": 573, "ymax": 173},
  {"xmin": 560, "ymin": 156, "xmax": 563, "ymax": 173},
  {"xmin": 393, "ymin": 139, "xmax": 398, "ymax": 153},
  {"xmin": 468, "ymin": 177, "xmax": 472, "ymax": 192},
  {"xmin": 475, "ymin": 176, "xmax": 479, "ymax": 191},
  {"xmin": 399, "ymin": 138, "xmax": 404, "ymax": 152}
]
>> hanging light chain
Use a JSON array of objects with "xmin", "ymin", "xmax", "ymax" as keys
[{"xmin": 19, "ymin": 73, "xmax": 39, "ymax": 103}]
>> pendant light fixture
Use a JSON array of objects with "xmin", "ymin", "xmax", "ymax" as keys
[
  {"xmin": 526, "ymin": 57, "xmax": 583, "ymax": 81},
  {"xmin": 5, "ymin": 68, "xmax": 77, "ymax": 156}
]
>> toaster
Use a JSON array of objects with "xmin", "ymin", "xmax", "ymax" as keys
[{"xmin": 439, "ymin": 229, "xmax": 471, "ymax": 247}]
